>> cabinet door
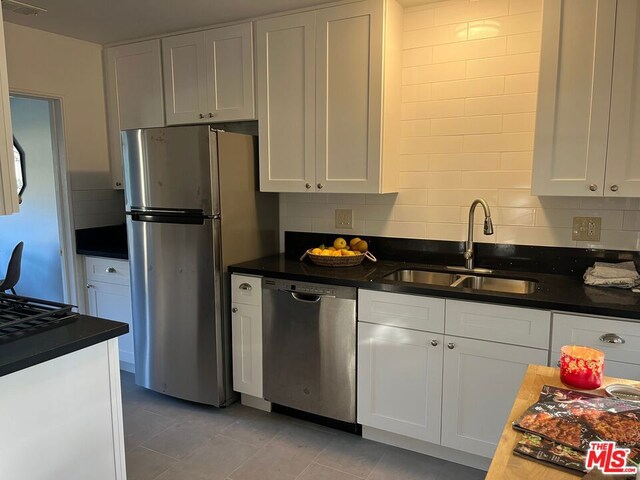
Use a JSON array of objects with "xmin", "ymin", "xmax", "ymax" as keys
[
  {"xmin": 358, "ymin": 322, "xmax": 443, "ymax": 443},
  {"xmin": 231, "ymin": 302, "xmax": 263, "ymax": 398},
  {"xmin": 532, "ymin": 0, "xmax": 616, "ymax": 196},
  {"xmin": 204, "ymin": 23, "xmax": 255, "ymax": 121},
  {"xmin": 441, "ymin": 336, "xmax": 547, "ymax": 457},
  {"xmin": 162, "ymin": 32, "xmax": 208, "ymax": 125},
  {"xmin": 605, "ymin": 0, "xmax": 640, "ymax": 197},
  {"xmin": 0, "ymin": 6, "xmax": 18, "ymax": 215},
  {"xmin": 87, "ymin": 281, "xmax": 135, "ymax": 371},
  {"xmin": 257, "ymin": 12, "xmax": 316, "ymax": 192},
  {"xmin": 315, "ymin": 0, "xmax": 382, "ymax": 194},
  {"xmin": 105, "ymin": 40, "xmax": 164, "ymax": 189}
]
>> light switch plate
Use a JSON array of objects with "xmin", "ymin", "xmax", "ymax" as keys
[
  {"xmin": 572, "ymin": 216, "xmax": 602, "ymax": 242},
  {"xmin": 335, "ymin": 209, "xmax": 353, "ymax": 229}
]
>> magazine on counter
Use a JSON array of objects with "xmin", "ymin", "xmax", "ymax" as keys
[{"xmin": 511, "ymin": 385, "xmax": 640, "ymax": 474}]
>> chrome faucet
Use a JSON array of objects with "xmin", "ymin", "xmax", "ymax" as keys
[{"xmin": 464, "ymin": 199, "xmax": 494, "ymax": 270}]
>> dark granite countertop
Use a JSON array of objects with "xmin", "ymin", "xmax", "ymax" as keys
[
  {"xmin": 76, "ymin": 224, "xmax": 128, "ymax": 260},
  {"xmin": 0, "ymin": 314, "xmax": 129, "ymax": 376},
  {"xmin": 229, "ymin": 252, "xmax": 640, "ymax": 321}
]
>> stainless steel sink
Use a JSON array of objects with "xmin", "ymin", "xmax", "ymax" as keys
[
  {"xmin": 451, "ymin": 275, "xmax": 537, "ymax": 295},
  {"xmin": 383, "ymin": 269, "xmax": 457, "ymax": 286},
  {"xmin": 381, "ymin": 268, "xmax": 538, "ymax": 295}
]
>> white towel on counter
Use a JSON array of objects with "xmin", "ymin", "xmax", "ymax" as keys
[{"xmin": 584, "ymin": 261, "xmax": 640, "ymax": 289}]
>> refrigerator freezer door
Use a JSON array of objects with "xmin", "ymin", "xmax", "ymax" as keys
[
  {"xmin": 127, "ymin": 215, "xmax": 225, "ymax": 405},
  {"xmin": 122, "ymin": 126, "xmax": 219, "ymax": 215}
]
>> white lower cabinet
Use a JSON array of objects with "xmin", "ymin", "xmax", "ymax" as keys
[
  {"xmin": 85, "ymin": 257, "xmax": 134, "ymax": 373},
  {"xmin": 441, "ymin": 336, "xmax": 548, "ymax": 458},
  {"xmin": 357, "ymin": 322, "xmax": 443, "ymax": 443},
  {"xmin": 231, "ymin": 274, "xmax": 264, "ymax": 398}
]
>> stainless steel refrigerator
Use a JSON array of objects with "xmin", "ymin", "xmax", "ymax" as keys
[{"xmin": 122, "ymin": 125, "xmax": 278, "ymax": 406}]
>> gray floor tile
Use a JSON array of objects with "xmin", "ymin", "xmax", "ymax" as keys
[
  {"xmin": 229, "ymin": 423, "xmax": 333, "ymax": 480},
  {"xmin": 220, "ymin": 407, "xmax": 287, "ymax": 448},
  {"xmin": 297, "ymin": 463, "xmax": 361, "ymax": 480},
  {"xmin": 123, "ymin": 407, "xmax": 176, "ymax": 450},
  {"xmin": 368, "ymin": 447, "xmax": 486, "ymax": 480},
  {"xmin": 141, "ymin": 419, "xmax": 219, "ymax": 460},
  {"xmin": 125, "ymin": 446, "xmax": 177, "ymax": 480},
  {"xmin": 315, "ymin": 432, "xmax": 387, "ymax": 478},
  {"xmin": 156, "ymin": 435, "xmax": 258, "ymax": 480}
]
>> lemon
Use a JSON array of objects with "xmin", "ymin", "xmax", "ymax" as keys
[
  {"xmin": 349, "ymin": 237, "xmax": 361, "ymax": 248},
  {"xmin": 344, "ymin": 250, "xmax": 356, "ymax": 256},
  {"xmin": 327, "ymin": 246, "xmax": 336, "ymax": 251},
  {"xmin": 311, "ymin": 248, "xmax": 322, "ymax": 255},
  {"xmin": 331, "ymin": 250, "xmax": 342, "ymax": 256},
  {"xmin": 333, "ymin": 237, "xmax": 347, "ymax": 249},
  {"xmin": 320, "ymin": 249, "xmax": 332, "ymax": 256},
  {"xmin": 353, "ymin": 240, "xmax": 368, "ymax": 252}
]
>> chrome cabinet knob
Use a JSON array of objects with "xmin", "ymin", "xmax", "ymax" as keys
[
  {"xmin": 430, "ymin": 339, "xmax": 439, "ymax": 347},
  {"xmin": 317, "ymin": 183, "xmax": 324, "ymax": 189},
  {"xmin": 557, "ymin": 360, "xmax": 561, "ymax": 367},
  {"xmin": 199, "ymin": 113, "xmax": 205, "ymax": 119},
  {"xmin": 106, "ymin": 267, "xmax": 116, "ymax": 273},
  {"xmin": 589, "ymin": 183, "xmax": 598, "ymax": 192},
  {"xmin": 86, "ymin": 284, "xmax": 94, "ymax": 289},
  {"xmin": 447, "ymin": 342, "xmax": 455, "ymax": 350},
  {"xmin": 610, "ymin": 184, "xmax": 619, "ymax": 192},
  {"xmin": 599, "ymin": 333, "xmax": 625, "ymax": 344},
  {"xmin": 305, "ymin": 183, "xmax": 312, "ymax": 190},
  {"xmin": 232, "ymin": 307, "xmax": 238, "ymax": 313},
  {"xmin": 115, "ymin": 181, "xmax": 122, "ymax": 187},
  {"xmin": 208, "ymin": 113, "xmax": 216, "ymax": 118}
]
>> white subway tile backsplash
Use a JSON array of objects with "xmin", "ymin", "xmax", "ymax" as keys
[
  {"xmin": 278, "ymin": 1, "xmax": 635, "ymax": 252},
  {"xmin": 431, "ymin": 76, "xmax": 505, "ymax": 100}
]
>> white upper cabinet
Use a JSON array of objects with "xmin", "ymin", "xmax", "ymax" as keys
[
  {"xmin": 605, "ymin": 0, "xmax": 640, "ymax": 197},
  {"xmin": 163, "ymin": 23, "xmax": 255, "ymax": 125},
  {"xmin": 104, "ymin": 39, "xmax": 165, "ymax": 189},
  {"xmin": 257, "ymin": 0, "xmax": 402, "ymax": 194},
  {"xmin": 533, "ymin": 0, "xmax": 640, "ymax": 197},
  {"xmin": 0, "ymin": 6, "xmax": 18, "ymax": 215}
]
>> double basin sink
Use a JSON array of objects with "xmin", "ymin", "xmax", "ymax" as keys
[{"xmin": 382, "ymin": 267, "xmax": 538, "ymax": 295}]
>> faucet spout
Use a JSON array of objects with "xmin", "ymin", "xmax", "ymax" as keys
[{"xmin": 465, "ymin": 198, "xmax": 494, "ymax": 270}]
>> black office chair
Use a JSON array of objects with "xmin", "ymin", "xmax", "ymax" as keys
[{"xmin": 0, "ymin": 242, "xmax": 24, "ymax": 295}]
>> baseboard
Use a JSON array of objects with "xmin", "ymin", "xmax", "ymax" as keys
[
  {"xmin": 240, "ymin": 394, "xmax": 272, "ymax": 412},
  {"xmin": 362, "ymin": 426, "xmax": 491, "ymax": 472},
  {"xmin": 119, "ymin": 360, "xmax": 134, "ymax": 374}
]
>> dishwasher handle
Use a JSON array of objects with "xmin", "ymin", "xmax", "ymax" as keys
[{"xmin": 282, "ymin": 290, "xmax": 333, "ymax": 303}]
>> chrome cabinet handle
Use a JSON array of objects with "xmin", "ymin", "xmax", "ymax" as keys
[
  {"xmin": 115, "ymin": 182, "xmax": 122, "ymax": 187},
  {"xmin": 238, "ymin": 283, "xmax": 252, "ymax": 292},
  {"xmin": 431, "ymin": 339, "xmax": 439, "ymax": 347},
  {"xmin": 106, "ymin": 267, "xmax": 116, "ymax": 273},
  {"xmin": 599, "ymin": 333, "xmax": 625, "ymax": 344},
  {"xmin": 610, "ymin": 184, "xmax": 619, "ymax": 192},
  {"xmin": 86, "ymin": 284, "xmax": 94, "ymax": 289},
  {"xmin": 317, "ymin": 183, "xmax": 324, "ymax": 189},
  {"xmin": 232, "ymin": 307, "xmax": 238, "ymax": 313},
  {"xmin": 447, "ymin": 342, "xmax": 455, "ymax": 350},
  {"xmin": 199, "ymin": 113, "xmax": 205, "ymax": 119},
  {"xmin": 208, "ymin": 113, "xmax": 216, "ymax": 118},
  {"xmin": 305, "ymin": 183, "xmax": 312, "ymax": 189},
  {"xmin": 589, "ymin": 183, "xmax": 598, "ymax": 192}
]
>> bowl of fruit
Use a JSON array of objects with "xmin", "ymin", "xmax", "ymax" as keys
[{"xmin": 301, "ymin": 237, "xmax": 377, "ymax": 267}]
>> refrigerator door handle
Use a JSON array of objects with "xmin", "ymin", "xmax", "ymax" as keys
[{"xmin": 129, "ymin": 211, "xmax": 206, "ymax": 225}]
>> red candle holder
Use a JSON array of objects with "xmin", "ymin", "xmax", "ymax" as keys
[{"xmin": 559, "ymin": 345, "xmax": 605, "ymax": 390}]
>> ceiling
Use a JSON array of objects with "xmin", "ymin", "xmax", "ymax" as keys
[{"xmin": 1, "ymin": 0, "xmax": 351, "ymax": 45}]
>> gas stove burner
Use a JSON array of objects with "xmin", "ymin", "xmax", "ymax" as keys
[{"xmin": 0, "ymin": 293, "xmax": 78, "ymax": 341}]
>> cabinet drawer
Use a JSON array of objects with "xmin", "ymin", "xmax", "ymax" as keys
[
  {"xmin": 550, "ymin": 351, "xmax": 640, "ymax": 381},
  {"xmin": 358, "ymin": 290, "xmax": 445, "ymax": 333},
  {"xmin": 85, "ymin": 257, "xmax": 130, "ymax": 285},
  {"xmin": 231, "ymin": 274, "xmax": 262, "ymax": 306},
  {"xmin": 446, "ymin": 300, "xmax": 551, "ymax": 349},
  {"xmin": 552, "ymin": 313, "xmax": 640, "ymax": 365}
]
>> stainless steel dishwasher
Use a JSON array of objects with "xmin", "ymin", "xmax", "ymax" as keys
[{"xmin": 262, "ymin": 278, "xmax": 357, "ymax": 423}]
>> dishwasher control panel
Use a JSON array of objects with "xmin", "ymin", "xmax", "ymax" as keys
[{"xmin": 263, "ymin": 278, "xmax": 351, "ymax": 298}]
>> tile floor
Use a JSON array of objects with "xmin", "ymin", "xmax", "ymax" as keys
[{"xmin": 121, "ymin": 372, "xmax": 486, "ymax": 480}]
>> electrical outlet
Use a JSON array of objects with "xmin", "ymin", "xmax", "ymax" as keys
[
  {"xmin": 335, "ymin": 209, "xmax": 353, "ymax": 229},
  {"xmin": 572, "ymin": 216, "xmax": 602, "ymax": 242}
]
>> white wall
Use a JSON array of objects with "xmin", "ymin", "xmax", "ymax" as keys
[
  {"xmin": 279, "ymin": 0, "xmax": 640, "ymax": 251},
  {"xmin": 3, "ymin": 22, "xmax": 125, "ymax": 229},
  {"xmin": 0, "ymin": 96, "xmax": 63, "ymax": 301}
]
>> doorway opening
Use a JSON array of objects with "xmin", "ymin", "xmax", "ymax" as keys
[{"xmin": 0, "ymin": 94, "xmax": 75, "ymax": 304}]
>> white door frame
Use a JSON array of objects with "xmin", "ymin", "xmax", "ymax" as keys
[{"xmin": 10, "ymin": 90, "xmax": 81, "ymax": 310}]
